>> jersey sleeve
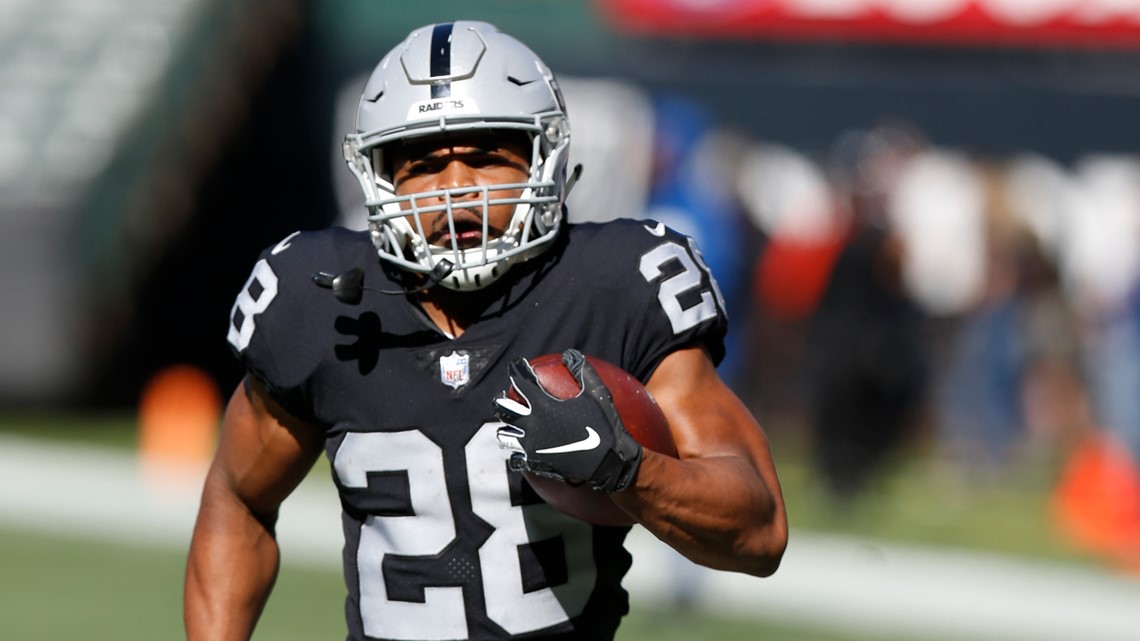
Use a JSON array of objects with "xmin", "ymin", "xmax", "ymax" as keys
[
  {"xmin": 225, "ymin": 228, "xmax": 365, "ymax": 422},
  {"xmin": 581, "ymin": 219, "xmax": 729, "ymax": 383}
]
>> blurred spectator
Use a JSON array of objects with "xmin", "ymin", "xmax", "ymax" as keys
[
  {"xmin": 936, "ymin": 164, "xmax": 1083, "ymax": 473},
  {"xmin": 803, "ymin": 125, "xmax": 930, "ymax": 504},
  {"xmin": 744, "ymin": 143, "xmax": 847, "ymax": 325},
  {"xmin": 735, "ymin": 142, "xmax": 846, "ymax": 423},
  {"xmin": 1064, "ymin": 157, "xmax": 1140, "ymax": 464},
  {"xmin": 1007, "ymin": 154, "xmax": 1140, "ymax": 453},
  {"xmin": 1003, "ymin": 155, "xmax": 1091, "ymax": 448},
  {"xmin": 888, "ymin": 150, "xmax": 988, "ymax": 317}
]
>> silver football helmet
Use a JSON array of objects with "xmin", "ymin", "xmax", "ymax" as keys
[{"xmin": 343, "ymin": 21, "xmax": 573, "ymax": 291}]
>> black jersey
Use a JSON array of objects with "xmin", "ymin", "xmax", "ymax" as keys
[{"xmin": 226, "ymin": 219, "xmax": 728, "ymax": 641}]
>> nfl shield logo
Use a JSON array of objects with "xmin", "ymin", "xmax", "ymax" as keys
[{"xmin": 439, "ymin": 351, "xmax": 470, "ymax": 389}]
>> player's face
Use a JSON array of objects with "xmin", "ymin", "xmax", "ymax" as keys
[{"xmin": 391, "ymin": 133, "xmax": 531, "ymax": 249}]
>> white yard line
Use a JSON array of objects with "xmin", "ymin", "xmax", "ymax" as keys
[{"xmin": 2, "ymin": 434, "xmax": 1139, "ymax": 640}]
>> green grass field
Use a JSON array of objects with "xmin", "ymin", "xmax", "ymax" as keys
[
  {"xmin": 0, "ymin": 413, "xmax": 1107, "ymax": 640},
  {"xmin": 0, "ymin": 525, "xmax": 927, "ymax": 641}
]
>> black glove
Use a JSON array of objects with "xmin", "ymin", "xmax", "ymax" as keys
[{"xmin": 494, "ymin": 349, "xmax": 643, "ymax": 493}]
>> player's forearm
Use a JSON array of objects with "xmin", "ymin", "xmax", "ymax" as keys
[
  {"xmin": 610, "ymin": 451, "xmax": 787, "ymax": 577},
  {"xmin": 184, "ymin": 487, "xmax": 281, "ymax": 641}
]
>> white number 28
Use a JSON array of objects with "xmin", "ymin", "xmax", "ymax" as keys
[{"xmin": 333, "ymin": 422, "xmax": 595, "ymax": 640}]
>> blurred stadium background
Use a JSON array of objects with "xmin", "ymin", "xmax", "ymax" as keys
[{"xmin": 4, "ymin": 0, "xmax": 1140, "ymax": 639}]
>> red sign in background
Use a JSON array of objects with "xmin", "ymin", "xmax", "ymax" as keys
[{"xmin": 599, "ymin": 0, "xmax": 1140, "ymax": 49}]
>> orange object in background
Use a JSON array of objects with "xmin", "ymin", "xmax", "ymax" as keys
[
  {"xmin": 1051, "ymin": 432, "xmax": 1140, "ymax": 570},
  {"xmin": 138, "ymin": 364, "xmax": 221, "ymax": 474}
]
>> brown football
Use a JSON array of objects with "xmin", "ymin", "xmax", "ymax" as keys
[{"xmin": 510, "ymin": 353, "xmax": 677, "ymax": 526}]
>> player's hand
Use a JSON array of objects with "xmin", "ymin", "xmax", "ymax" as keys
[{"xmin": 494, "ymin": 349, "xmax": 642, "ymax": 493}]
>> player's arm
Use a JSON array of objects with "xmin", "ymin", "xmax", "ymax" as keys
[
  {"xmin": 609, "ymin": 345, "xmax": 788, "ymax": 577},
  {"xmin": 184, "ymin": 375, "xmax": 325, "ymax": 641}
]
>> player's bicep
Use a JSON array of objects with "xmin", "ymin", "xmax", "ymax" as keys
[
  {"xmin": 645, "ymin": 346, "xmax": 769, "ymax": 465},
  {"xmin": 208, "ymin": 376, "xmax": 325, "ymax": 519}
]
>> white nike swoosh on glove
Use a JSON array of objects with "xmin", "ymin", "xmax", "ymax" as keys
[{"xmin": 536, "ymin": 427, "xmax": 601, "ymax": 454}]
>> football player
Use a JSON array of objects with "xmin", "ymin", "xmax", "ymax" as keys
[{"xmin": 185, "ymin": 20, "xmax": 787, "ymax": 641}]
